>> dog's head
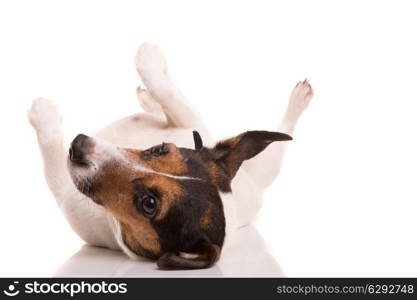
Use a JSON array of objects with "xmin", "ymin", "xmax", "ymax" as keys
[{"xmin": 67, "ymin": 130, "xmax": 291, "ymax": 269}]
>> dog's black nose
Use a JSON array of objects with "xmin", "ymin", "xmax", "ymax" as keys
[{"xmin": 69, "ymin": 134, "xmax": 90, "ymax": 164}]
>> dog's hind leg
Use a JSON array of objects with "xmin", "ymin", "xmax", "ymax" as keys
[
  {"xmin": 242, "ymin": 80, "xmax": 313, "ymax": 190},
  {"xmin": 28, "ymin": 98, "xmax": 119, "ymax": 249},
  {"xmin": 135, "ymin": 43, "xmax": 208, "ymax": 134}
]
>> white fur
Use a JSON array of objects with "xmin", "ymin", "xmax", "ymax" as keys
[
  {"xmin": 110, "ymin": 217, "xmax": 140, "ymax": 260},
  {"xmin": 68, "ymin": 136, "xmax": 202, "ymax": 185},
  {"xmin": 28, "ymin": 43, "xmax": 313, "ymax": 257}
]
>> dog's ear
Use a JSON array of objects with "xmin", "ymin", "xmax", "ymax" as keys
[
  {"xmin": 157, "ymin": 239, "xmax": 220, "ymax": 270},
  {"xmin": 210, "ymin": 130, "xmax": 292, "ymax": 179},
  {"xmin": 193, "ymin": 130, "xmax": 203, "ymax": 150}
]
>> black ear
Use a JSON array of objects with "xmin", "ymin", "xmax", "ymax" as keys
[
  {"xmin": 193, "ymin": 130, "xmax": 203, "ymax": 150},
  {"xmin": 211, "ymin": 130, "xmax": 292, "ymax": 178},
  {"xmin": 157, "ymin": 239, "xmax": 220, "ymax": 270}
]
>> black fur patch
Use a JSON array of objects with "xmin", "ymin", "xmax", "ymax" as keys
[
  {"xmin": 180, "ymin": 147, "xmax": 232, "ymax": 192},
  {"xmin": 152, "ymin": 179, "xmax": 225, "ymax": 253},
  {"xmin": 121, "ymin": 230, "xmax": 159, "ymax": 260},
  {"xmin": 211, "ymin": 130, "xmax": 292, "ymax": 178}
]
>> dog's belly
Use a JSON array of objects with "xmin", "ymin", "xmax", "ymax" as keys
[{"xmin": 95, "ymin": 113, "xmax": 212, "ymax": 150}]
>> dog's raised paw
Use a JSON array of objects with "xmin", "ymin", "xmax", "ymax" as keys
[
  {"xmin": 287, "ymin": 79, "xmax": 314, "ymax": 117},
  {"xmin": 135, "ymin": 43, "xmax": 168, "ymax": 82},
  {"xmin": 28, "ymin": 98, "xmax": 63, "ymax": 143}
]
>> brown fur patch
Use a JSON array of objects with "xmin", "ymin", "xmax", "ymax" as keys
[
  {"xmin": 212, "ymin": 244, "xmax": 221, "ymax": 263},
  {"xmin": 141, "ymin": 174, "xmax": 183, "ymax": 221},
  {"xmin": 86, "ymin": 148, "xmax": 185, "ymax": 257},
  {"xmin": 127, "ymin": 144, "xmax": 187, "ymax": 176},
  {"xmin": 200, "ymin": 201, "xmax": 214, "ymax": 228},
  {"xmin": 208, "ymin": 161, "xmax": 222, "ymax": 188},
  {"xmin": 207, "ymin": 159, "xmax": 231, "ymax": 192},
  {"xmin": 97, "ymin": 167, "xmax": 161, "ymax": 255},
  {"xmin": 213, "ymin": 135, "xmax": 242, "ymax": 178},
  {"xmin": 85, "ymin": 154, "xmax": 182, "ymax": 257},
  {"xmin": 119, "ymin": 218, "xmax": 160, "ymax": 257}
]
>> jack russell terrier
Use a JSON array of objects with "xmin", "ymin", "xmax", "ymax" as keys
[{"xmin": 28, "ymin": 43, "xmax": 313, "ymax": 270}]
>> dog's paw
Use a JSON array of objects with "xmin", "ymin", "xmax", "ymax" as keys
[
  {"xmin": 136, "ymin": 86, "xmax": 162, "ymax": 113},
  {"xmin": 135, "ymin": 43, "xmax": 168, "ymax": 84},
  {"xmin": 287, "ymin": 79, "xmax": 313, "ymax": 118},
  {"xmin": 28, "ymin": 98, "xmax": 63, "ymax": 143}
]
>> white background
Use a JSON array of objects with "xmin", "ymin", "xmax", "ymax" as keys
[{"xmin": 0, "ymin": 0, "xmax": 416, "ymax": 277}]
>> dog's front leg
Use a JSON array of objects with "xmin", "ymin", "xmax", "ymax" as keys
[
  {"xmin": 135, "ymin": 43, "xmax": 207, "ymax": 133},
  {"xmin": 243, "ymin": 80, "xmax": 313, "ymax": 189},
  {"xmin": 28, "ymin": 98, "xmax": 73, "ymax": 203},
  {"xmin": 28, "ymin": 98, "xmax": 119, "ymax": 249}
]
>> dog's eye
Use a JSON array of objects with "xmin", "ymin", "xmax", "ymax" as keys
[
  {"xmin": 143, "ymin": 196, "xmax": 157, "ymax": 215},
  {"xmin": 136, "ymin": 192, "xmax": 158, "ymax": 217}
]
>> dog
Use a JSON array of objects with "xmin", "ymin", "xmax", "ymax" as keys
[{"xmin": 28, "ymin": 43, "xmax": 313, "ymax": 270}]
